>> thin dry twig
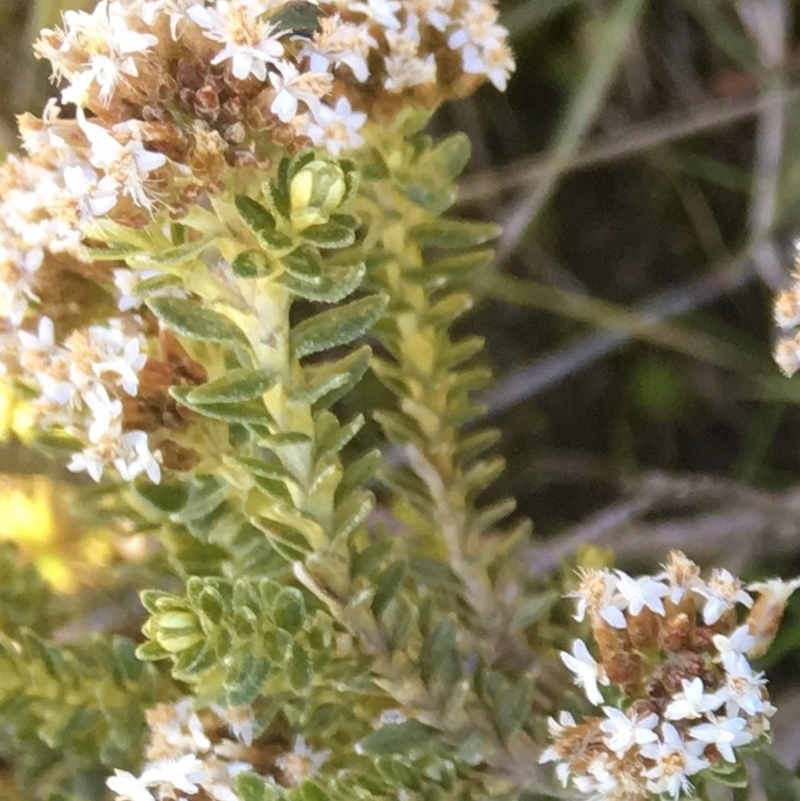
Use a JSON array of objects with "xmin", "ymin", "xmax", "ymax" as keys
[
  {"xmin": 496, "ymin": 0, "xmax": 646, "ymax": 261},
  {"xmin": 459, "ymin": 85, "xmax": 800, "ymax": 203},
  {"xmin": 738, "ymin": 0, "xmax": 791, "ymax": 288},
  {"xmin": 480, "ymin": 242, "xmax": 759, "ymax": 415},
  {"xmin": 524, "ymin": 469, "xmax": 800, "ymax": 579}
]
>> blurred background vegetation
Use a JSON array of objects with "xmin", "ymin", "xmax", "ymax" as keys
[{"xmin": 4, "ymin": 0, "xmax": 800, "ymax": 781}]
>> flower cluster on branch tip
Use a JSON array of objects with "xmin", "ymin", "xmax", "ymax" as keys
[
  {"xmin": 542, "ymin": 551, "xmax": 800, "ymax": 801},
  {"xmin": 0, "ymin": 0, "xmax": 513, "ymax": 487}
]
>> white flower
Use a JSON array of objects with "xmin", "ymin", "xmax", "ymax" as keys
[
  {"xmin": 85, "ymin": 385, "xmax": 124, "ymax": 444},
  {"xmin": 383, "ymin": 16, "xmax": 438, "ymax": 92},
  {"xmin": 133, "ymin": 0, "xmax": 197, "ymax": 39},
  {"xmin": 77, "ymin": 110, "xmax": 167, "ymax": 211},
  {"xmin": 37, "ymin": 371, "xmax": 74, "ymax": 408},
  {"xmin": 546, "ymin": 710, "xmax": 576, "ymax": 740},
  {"xmin": 300, "ymin": 16, "xmax": 375, "ymax": 83},
  {"xmin": 719, "ymin": 652, "xmax": 767, "ymax": 716},
  {"xmin": 695, "ymin": 569, "xmax": 754, "ymax": 625},
  {"xmin": 664, "ymin": 677, "xmax": 724, "ymax": 721},
  {"xmin": 268, "ymin": 62, "xmax": 328, "ymax": 122},
  {"xmin": 611, "ymin": 570, "xmax": 669, "ymax": 617},
  {"xmin": 641, "ymin": 723, "xmax": 709, "ymax": 800},
  {"xmin": 17, "ymin": 316, "xmax": 56, "ymax": 355},
  {"xmin": 92, "ymin": 328, "xmax": 147, "ymax": 396},
  {"xmin": 689, "ymin": 714, "xmax": 753, "ymax": 763},
  {"xmin": 275, "ymin": 736, "xmax": 330, "ymax": 786},
  {"xmin": 62, "ymin": 164, "xmax": 119, "ymax": 220},
  {"xmin": 107, "ymin": 769, "xmax": 156, "ymax": 801},
  {"xmin": 302, "ymin": 97, "xmax": 366, "ymax": 155},
  {"xmin": 407, "ymin": 0, "xmax": 454, "ymax": 32},
  {"xmin": 115, "ymin": 430, "xmax": 162, "ymax": 483},
  {"xmin": 349, "ymin": 0, "xmax": 402, "ymax": 30},
  {"xmin": 564, "ymin": 568, "xmax": 626, "ymax": 628},
  {"xmin": 113, "ymin": 268, "xmax": 160, "ymax": 311},
  {"xmin": 188, "ymin": 3, "xmax": 285, "ymax": 82},
  {"xmin": 140, "ymin": 754, "xmax": 209, "ymax": 793},
  {"xmin": 446, "ymin": 0, "xmax": 514, "ymax": 90},
  {"xmin": 712, "ymin": 624, "xmax": 757, "ymax": 659},
  {"xmin": 539, "ymin": 712, "xmax": 577, "ymax": 786},
  {"xmin": 69, "ymin": 444, "xmax": 109, "ymax": 482},
  {"xmin": 211, "ymin": 704, "xmax": 256, "ymax": 747},
  {"xmin": 599, "ymin": 706, "xmax": 659, "ymax": 756},
  {"xmin": 657, "ymin": 550, "xmax": 704, "ymax": 603},
  {"xmin": 560, "ymin": 639, "xmax": 608, "ymax": 706},
  {"xmin": 51, "ymin": 2, "xmax": 158, "ymax": 106}
]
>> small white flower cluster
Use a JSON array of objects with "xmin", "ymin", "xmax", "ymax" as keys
[
  {"xmin": 17, "ymin": 316, "xmax": 160, "ymax": 483},
  {"xmin": 0, "ymin": 151, "xmax": 91, "ymax": 336},
  {"xmin": 27, "ymin": 0, "xmax": 513, "ymax": 222},
  {"xmin": 107, "ymin": 700, "xmax": 257, "ymax": 801},
  {"xmin": 541, "ymin": 552, "xmax": 800, "ymax": 801},
  {"xmin": 106, "ymin": 699, "xmax": 329, "ymax": 800}
]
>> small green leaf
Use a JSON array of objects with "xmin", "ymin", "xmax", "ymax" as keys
[
  {"xmin": 297, "ymin": 346, "xmax": 371, "ymax": 408},
  {"xmin": 291, "ymin": 295, "xmax": 388, "ymax": 359},
  {"xmin": 442, "ymin": 335, "xmax": 485, "ymax": 369},
  {"xmin": 131, "ymin": 238, "xmax": 211, "ymax": 267},
  {"xmin": 286, "ymin": 642, "xmax": 312, "ymax": 692},
  {"xmin": 179, "ymin": 476, "xmax": 229, "ymax": 522},
  {"xmin": 419, "ymin": 618, "xmax": 459, "ymax": 688},
  {"xmin": 148, "ymin": 297, "xmax": 247, "ymax": 345},
  {"xmin": 134, "ymin": 640, "xmax": 170, "ymax": 661},
  {"xmin": 252, "ymin": 474, "xmax": 296, "ymax": 505},
  {"xmin": 79, "ymin": 242, "xmax": 140, "ymax": 261},
  {"xmin": 316, "ymin": 413, "xmax": 365, "ymax": 462},
  {"xmin": 235, "ymin": 453, "xmax": 295, "ymax": 483},
  {"xmin": 236, "ymin": 772, "xmax": 283, "ymax": 801},
  {"xmin": 409, "ymin": 249, "xmax": 493, "ymax": 286},
  {"xmin": 132, "ymin": 273, "xmax": 184, "ymax": 299},
  {"xmin": 302, "ymin": 220, "xmax": 356, "ymax": 249},
  {"xmin": 226, "ymin": 652, "xmax": 271, "ymax": 706},
  {"xmin": 267, "ymin": 0, "xmax": 324, "ymax": 36},
  {"xmin": 266, "ymin": 165, "xmax": 291, "ymax": 220},
  {"xmin": 336, "ymin": 449, "xmax": 382, "ymax": 502},
  {"xmin": 273, "ymin": 587, "xmax": 306, "ymax": 634},
  {"xmin": 332, "ymin": 489, "xmax": 373, "ymax": 540},
  {"xmin": 132, "ymin": 480, "xmax": 188, "ymax": 514},
  {"xmin": 235, "ymin": 195, "xmax": 293, "ymax": 249},
  {"xmin": 371, "ymin": 563, "xmax": 406, "ymax": 617},
  {"xmin": 83, "ymin": 219, "xmax": 154, "ymax": 248},
  {"xmin": 198, "ymin": 586, "xmax": 226, "ymax": 626},
  {"xmin": 140, "ymin": 589, "xmax": 173, "ymax": 614},
  {"xmin": 235, "ymin": 195, "xmax": 275, "ymax": 235},
  {"xmin": 494, "ymin": 681, "xmax": 530, "ymax": 738},
  {"xmin": 710, "ymin": 759, "xmax": 749, "ymax": 788},
  {"xmin": 430, "ymin": 133, "xmax": 471, "ymax": 181},
  {"xmin": 282, "ymin": 245, "xmax": 324, "ymax": 286},
  {"xmin": 410, "ymin": 219, "xmax": 500, "ymax": 249},
  {"xmin": 171, "ymin": 386, "xmax": 272, "ymax": 424},
  {"xmin": 173, "ymin": 641, "xmax": 218, "ymax": 680},
  {"xmin": 187, "ymin": 368, "xmax": 276, "ymax": 404},
  {"xmin": 357, "ymin": 720, "xmax": 436, "ymax": 755},
  {"xmin": 279, "ymin": 260, "xmax": 366, "ymax": 303},
  {"xmin": 291, "ymin": 781, "xmax": 327, "ymax": 801},
  {"xmin": 232, "ymin": 250, "xmax": 270, "ymax": 278}
]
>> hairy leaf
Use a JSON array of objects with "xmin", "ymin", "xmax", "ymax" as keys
[
  {"xmin": 291, "ymin": 295, "xmax": 388, "ymax": 358},
  {"xmin": 187, "ymin": 368, "xmax": 277, "ymax": 404},
  {"xmin": 148, "ymin": 297, "xmax": 247, "ymax": 346}
]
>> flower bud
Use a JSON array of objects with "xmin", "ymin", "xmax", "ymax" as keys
[{"xmin": 289, "ymin": 160, "xmax": 348, "ymax": 229}]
